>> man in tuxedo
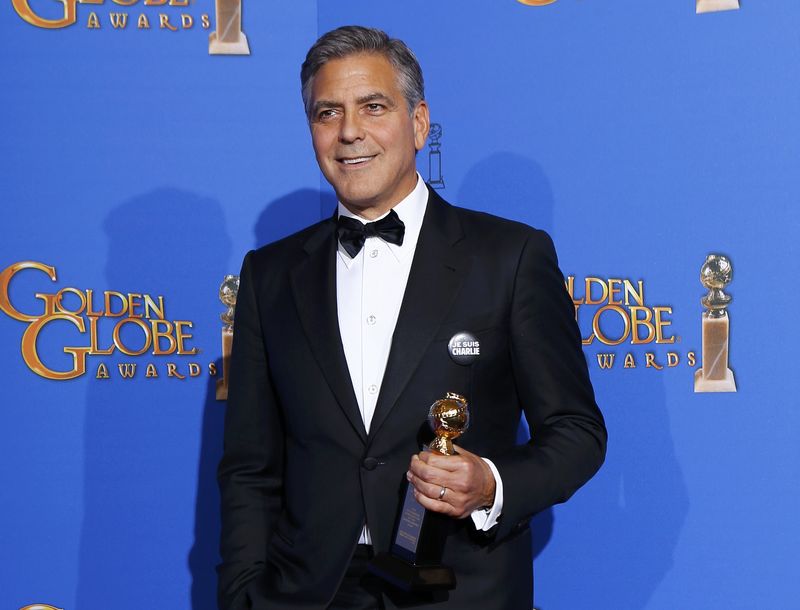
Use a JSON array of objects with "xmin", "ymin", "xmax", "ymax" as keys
[{"xmin": 218, "ymin": 26, "xmax": 606, "ymax": 610}]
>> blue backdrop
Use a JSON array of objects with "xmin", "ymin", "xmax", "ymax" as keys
[{"xmin": 2, "ymin": 1, "xmax": 799, "ymax": 608}]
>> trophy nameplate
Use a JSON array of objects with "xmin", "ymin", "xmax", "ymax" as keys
[
  {"xmin": 694, "ymin": 254, "xmax": 737, "ymax": 392},
  {"xmin": 216, "ymin": 274, "xmax": 239, "ymax": 400},
  {"xmin": 369, "ymin": 392, "xmax": 469, "ymax": 591}
]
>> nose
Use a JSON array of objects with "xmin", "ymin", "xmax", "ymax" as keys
[{"xmin": 338, "ymin": 110, "xmax": 364, "ymax": 143}]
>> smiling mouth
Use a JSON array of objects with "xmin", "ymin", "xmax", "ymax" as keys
[{"xmin": 337, "ymin": 155, "xmax": 377, "ymax": 166}]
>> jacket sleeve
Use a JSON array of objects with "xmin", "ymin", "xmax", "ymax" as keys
[
  {"xmin": 490, "ymin": 229, "xmax": 607, "ymax": 541},
  {"xmin": 217, "ymin": 251, "xmax": 284, "ymax": 609}
]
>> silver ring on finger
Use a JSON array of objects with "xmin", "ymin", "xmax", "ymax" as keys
[{"xmin": 438, "ymin": 486, "xmax": 447, "ymax": 500}]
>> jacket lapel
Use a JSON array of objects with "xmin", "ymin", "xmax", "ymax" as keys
[
  {"xmin": 368, "ymin": 189, "xmax": 470, "ymax": 441},
  {"xmin": 290, "ymin": 219, "xmax": 367, "ymax": 444}
]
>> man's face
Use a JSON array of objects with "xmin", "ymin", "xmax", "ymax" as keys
[{"xmin": 308, "ymin": 53, "xmax": 430, "ymax": 219}]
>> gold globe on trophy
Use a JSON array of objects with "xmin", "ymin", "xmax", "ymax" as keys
[{"xmin": 427, "ymin": 392, "xmax": 469, "ymax": 456}]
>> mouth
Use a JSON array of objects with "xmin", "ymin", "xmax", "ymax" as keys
[{"xmin": 336, "ymin": 154, "xmax": 377, "ymax": 167}]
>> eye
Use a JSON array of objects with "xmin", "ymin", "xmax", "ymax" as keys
[
  {"xmin": 316, "ymin": 108, "xmax": 338, "ymax": 122},
  {"xmin": 365, "ymin": 103, "xmax": 385, "ymax": 114}
]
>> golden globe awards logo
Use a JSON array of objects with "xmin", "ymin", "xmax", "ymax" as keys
[
  {"xmin": 11, "ymin": 0, "xmax": 209, "ymax": 30},
  {"xmin": 567, "ymin": 275, "xmax": 697, "ymax": 370},
  {"xmin": 0, "ymin": 261, "xmax": 218, "ymax": 381},
  {"xmin": 10, "ymin": 0, "xmax": 251, "ymax": 54}
]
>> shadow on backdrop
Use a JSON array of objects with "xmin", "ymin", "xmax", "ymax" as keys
[
  {"xmin": 456, "ymin": 151, "xmax": 554, "ymax": 234},
  {"xmin": 76, "ymin": 189, "xmax": 231, "ymax": 609},
  {"xmin": 188, "ymin": 188, "xmax": 330, "ymax": 610},
  {"xmin": 458, "ymin": 152, "xmax": 557, "ymax": 560},
  {"xmin": 538, "ymin": 370, "xmax": 688, "ymax": 609},
  {"xmin": 254, "ymin": 188, "xmax": 338, "ymax": 248}
]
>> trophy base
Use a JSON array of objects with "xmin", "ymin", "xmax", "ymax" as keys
[
  {"xmin": 696, "ymin": 0, "xmax": 739, "ymax": 14},
  {"xmin": 368, "ymin": 552, "xmax": 455, "ymax": 592},
  {"xmin": 209, "ymin": 31, "xmax": 251, "ymax": 56},
  {"xmin": 215, "ymin": 378, "xmax": 229, "ymax": 400},
  {"xmin": 694, "ymin": 368, "xmax": 737, "ymax": 393}
]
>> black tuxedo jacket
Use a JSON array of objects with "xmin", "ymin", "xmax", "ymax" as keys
[{"xmin": 217, "ymin": 188, "xmax": 606, "ymax": 609}]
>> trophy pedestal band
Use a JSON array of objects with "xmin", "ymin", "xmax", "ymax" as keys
[
  {"xmin": 368, "ymin": 552, "xmax": 455, "ymax": 592},
  {"xmin": 209, "ymin": 32, "xmax": 250, "ymax": 55},
  {"xmin": 694, "ymin": 368, "xmax": 736, "ymax": 393}
]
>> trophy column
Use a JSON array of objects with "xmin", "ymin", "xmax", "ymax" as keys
[
  {"xmin": 216, "ymin": 274, "xmax": 240, "ymax": 401},
  {"xmin": 208, "ymin": 0, "xmax": 250, "ymax": 56},
  {"xmin": 694, "ymin": 255, "xmax": 737, "ymax": 393}
]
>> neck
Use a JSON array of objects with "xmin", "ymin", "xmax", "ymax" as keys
[
  {"xmin": 339, "ymin": 202, "xmax": 393, "ymax": 221},
  {"xmin": 339, "ymin": 174, "xmax": 418, "ymax": 221}
]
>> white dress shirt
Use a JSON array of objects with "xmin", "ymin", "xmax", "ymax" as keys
[{"xmin": 336, "ymin": 173, "xmax": 503, "ymax": 545}]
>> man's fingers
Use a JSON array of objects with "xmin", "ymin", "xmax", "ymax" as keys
[
  {"xmin": 417, "ymin": 449, "xmax": 467, "ymax": 472},
  {"xmin": 408, "ymin": 463, "xmax": 476, "ymax": 498},
  {"xmin": 409, "ymin": 453, "xmax": 450, "ymax": 483},
  {"xmin": 412, "ymin": 486, "xmax": 469, "ymax": 519},
  {"xmin": 407, "ymin": 461, "xmax": 452, "ymax": 492},
  {"xmin": 408, "ymin": 472, "xmax": 452, "ymax": 501},
  {"xmin": 407, "ymin": 447, "xmax": 494, "ymax": 517}
]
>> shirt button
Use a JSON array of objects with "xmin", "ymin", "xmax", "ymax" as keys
[
  {"xmin": 368, "ymin": 384, "xmax": 378, "ymax": 395},
  {"xmin": 369, "ymin": 249, "xmax": 379, "ymax": 258},
  {"xmin": 367, "ymin": 315, "xmax": 376, "ymax": 325}
]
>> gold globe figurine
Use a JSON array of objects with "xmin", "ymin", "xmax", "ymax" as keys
[
  {"xmin": 427, "ymin": 392, "xmax": 470, "ymax": 456},
  {"xmin": 699, "ymin": 254, "xmax": 733, "ymax": 318}
]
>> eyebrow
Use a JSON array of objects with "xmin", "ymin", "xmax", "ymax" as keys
[
  {"xmin": 311, "ymin": 92, "xmax": 397, "ymax": 116},
  {"xmin": 356, "ymin": 92, "xmax": 396, "ymax": 106}
]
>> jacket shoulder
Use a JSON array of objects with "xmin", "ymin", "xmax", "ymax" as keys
[
  {"xmin": 445, "ymin": 202, "xmax": 554, "ymax": 255},
  {"xmin": 428, "ymin": 186, "xmax": 548, "ymax": 242}
]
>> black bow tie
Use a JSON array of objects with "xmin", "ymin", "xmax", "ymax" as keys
[{"xmin": 336, "ymin": 209, "xmax": 405, "ymax": 257}]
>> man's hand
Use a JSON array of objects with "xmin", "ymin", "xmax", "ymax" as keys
[{"xmin": 406, "ymin": 446, "xmax": 496, "ymax": 519}]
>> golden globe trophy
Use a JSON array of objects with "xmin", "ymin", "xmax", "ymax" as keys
[
  {"xmin": 369, "ymin": 392, "xmax": 469, "ymax": 591},
  {"xmin": 694, "ymin": 255, "xmax": 737, "ymax": 392},
  {"xmin": 215, "ymin": 274, "xmax": 239, "ymax": 401}
]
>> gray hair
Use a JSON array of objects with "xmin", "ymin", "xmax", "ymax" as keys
[{"xmin": 301, "ymin": 25, "xmax": 425, "ymax": 119}]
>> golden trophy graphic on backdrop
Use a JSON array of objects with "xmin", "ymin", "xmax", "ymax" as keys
[
  {"xmin": 216, "ymin": 274, "xmax": 240, "ymax": 400},
  {"xmin": 694, "ymin": 255, "xmax": 737, "ymax": 393},
  {"xmin": 696, "ymin": 0, "xmax": 740, "ymax": 14},
  {"xmin": 369, "ymin": 392, "xmax": 470, "ymax": 591},
  {"xmin": 209, "ymin": 0, "xmax": 250, "ymax": 55},
  {"xmin": 516, "ymin": 0, "xmax": 558, "ymax": 6}
]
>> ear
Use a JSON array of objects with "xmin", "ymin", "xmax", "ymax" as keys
[{"xmin": 412, "ymin": 100, "xmax": 431, "ymax": 152}]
